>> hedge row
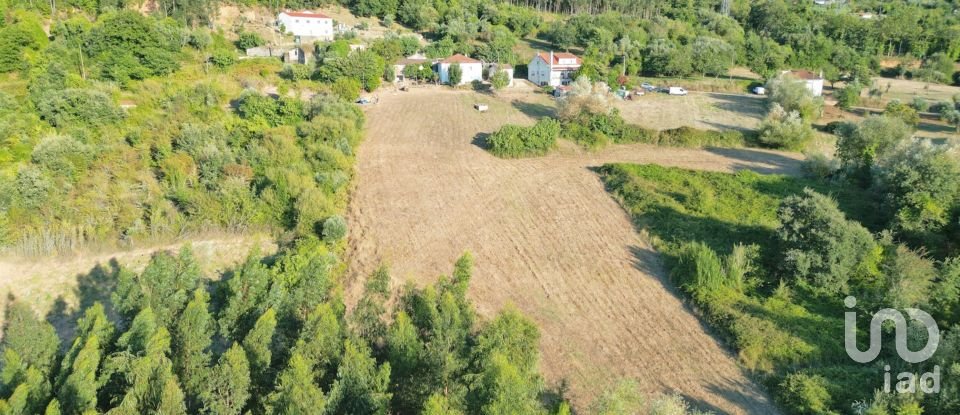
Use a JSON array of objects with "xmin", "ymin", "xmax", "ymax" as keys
[{"xmin": 485, "ymin": 118, "xmax": 561, "ymax": 158}]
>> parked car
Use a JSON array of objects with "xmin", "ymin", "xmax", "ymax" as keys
[
  {"xmin": 668, "ymin": 87, "xmax": 688, "ymax": 96},
  {"xmin": 640, "ymin": 82, "xmax": 656, "ymax": 91},
  {"xmin": 752, "ymin": 86, "xmax": 766, "ymax": 95},
  {"xmin": 356, "ymin": 97, "xmax": 372, "ymax": 105}
]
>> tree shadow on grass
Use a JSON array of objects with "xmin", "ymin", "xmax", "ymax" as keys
[
  {"xmin": 472, "ymin": 132, "xmax": 491, "ymax": 150},
  {"xmin": 511, "ymin": 99, "xmax": 556, "ymax": 118},
  {"xmin": 702, "ymin": 147, "xmax": 803, "ymax": 176},
  {"xmin": 45, "ymin": 259, "xmax": 122, "ymax": 345}
]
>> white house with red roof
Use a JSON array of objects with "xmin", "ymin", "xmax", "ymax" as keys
[
  {"xmin": 277, "ymin": 11, "xmax": 334, "ymax": 40},
  {"xmin": 437, "ymin": 54, "xmax": 483, "ymax": 85},
  {"xmin": 528, "ymin": 51, "xmax": 582, "ymax": 87},
  {"xmin": 782, "ymin": 70, "xmax": 824, "ymax": 97}
]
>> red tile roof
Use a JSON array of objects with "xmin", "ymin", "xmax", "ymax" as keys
[
  {"xmin": 786, "ymin": 70, "xmax": 822, "ymax": 80},
  {"xmin": 282, "ymin": 11, "xmax": 331, "ymax": 19},
  {"xmin": 537, "ymin": 52, "xmax": 582, "ymax": 66},
  {"xmin": 441, "ymin": 54, "xmax": 481, "ymax": 64}
]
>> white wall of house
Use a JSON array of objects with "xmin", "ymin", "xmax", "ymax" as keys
[
  {"xmin": 278, "ymin": 13, "xmax": 334, "ymax": 40},
  {"xmin": 528, "ymin": 56, "xmax": 552, "ymax": 86},
  {"xmin": 528, "ymin": 54, "xmax": 579, "ymax": 87},
  {"xmin": 438, "ymin": 63, "xmax": 483, "ymax": 85},
  {"xmin": 804, "ymin": 79, "xmax": 824, "ymax": 97}
]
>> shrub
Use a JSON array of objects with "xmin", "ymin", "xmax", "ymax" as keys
[
  {"xmin": 835, "ymin": 83, "xmax": 861, "ymax": 110},
  {"xmin": 767, "ymin": 75, "xmax": 824, "ymax": 121},
  {"xmin": 801, "ymin": 152, "xmax": 838, "ymax": 179},
  {"xmin": 322, "ymin": 215, "xmax": 348, "ymax": 242},
  {"xmin": 448, "ymin": 63, "xmax": 462, "ymax": 86},
  {"xmin": 757, "ymin": 104, "xmax": 815, "ymax": 150},
  {"xmin": 188, "ymin": 29, "xmax": 211, "ymax": 50},
  {"xmin": 884, "ymin": 100, "xmax": 919, "ymax": 126},
  {"xmin": 490, "ymin": 70, "xmax": 510, "ymax": 90},
  {"xmin": 776, "ymin": 373, "xmax": 836, "ymax": 415},
  {"xmin": 237, "ymin": 32, "xmax": 265, "ymax": 50},
  {"xmin": 210, "ymin": 48, "xmax": 237, "ymax": 68},
  {"xmin": 281, "ymin": 64, "xmax": 311, "ymax": 81},
  {"xmin": 331, "ymin": 78, "xmax": 362, "ymax": 102},
  {"xmin": 486, "ymin": 118, "xmax": 561, "ymax": 158},
  {"xmin": 36, "ymin": 89, "xmax": 123, "ymax": 127}
]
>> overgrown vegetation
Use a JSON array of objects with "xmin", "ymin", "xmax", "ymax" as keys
[
  {"xmin": 600, "ymin": 126, "xmax": 960, "ymax": 414},
  {"xmin": 485, "ymin": 118, "xmax": 561, "ymax": 158}
]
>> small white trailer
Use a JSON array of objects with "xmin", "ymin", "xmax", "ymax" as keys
[{"xmin": 474, "ymin": 103, "xmax": 489, "ymax": 112}]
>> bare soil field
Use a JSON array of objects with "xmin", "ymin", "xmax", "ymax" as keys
[
  {"xmin": 346, "ymin": 87, "xmax": 800, "ymax": 413},
  {"xmin": 0, "ymin": 234, "xmax": 276, "ymax": 337}
]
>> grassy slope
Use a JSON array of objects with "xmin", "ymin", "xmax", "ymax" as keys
[{"xmin": 599, "ymin": 163, "xmax": 883, "ymax": 410}]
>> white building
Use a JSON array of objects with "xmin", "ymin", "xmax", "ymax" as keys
[
  {"xmin": 277, "ymin": 11, "xmax": 334, "ymax": 40},
  {"xmin": 436, "ymin": 54, "xmax": 483, "ymax": 85},
  {"xmin": 528, "ymin": 51, "xmax": 581, "ymax": 87},
  {"xmin": 783, "ymin": 70, "xmax": 824, "ymax": 97}
]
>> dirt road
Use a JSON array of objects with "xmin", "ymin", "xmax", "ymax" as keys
[{"xmin": 346, "ymin": 88, "xmax": 799, "ymax": 413}]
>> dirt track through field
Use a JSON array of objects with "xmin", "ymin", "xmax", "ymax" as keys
[{"xmin": 346, "ymin": 88, "xmax": 800, "ymax": 413}]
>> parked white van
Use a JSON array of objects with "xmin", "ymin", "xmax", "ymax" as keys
[{"xmin": 668, "ymin": 87, "xmax": 688, "ymax": 96}]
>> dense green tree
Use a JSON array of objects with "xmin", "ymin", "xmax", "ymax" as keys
[
  {"xmin": 878, "ymin": 241, "xmax": 936, "ymax": 309},
  {"xmin": 83, "ymin": 11, "xmax": 182, "ymax": 83},
  {"xmin": 0, "ymin": 12, "xmax": 48, "ymax": 73},
  {"xmin": 106, "ymin": 328, "xmax": 187, "ymax": 415},
  {"xmin": 933, "ymin": 259, "xmax": 960, "ymax": 326},
  {"xmin": 471, "ymin": 354, "xmax": 543, "ymax": 415},
  {"xmin": 242, "ymin": 308, "xmax": 278, "ymax": 399},
  {"xmin": 691, "ymin": 36, "xmax": 735, "ymax": 77},
  {"xmin": 353, "ymin": 265, "xmax": 390, "ymax": 347},
  {"xmin": 57, "ymin": 336, "xmax": 101, "ymax": 415},
  {"xmin": 113, "ymin": 246, "xmax": 202, "ymax": 325},
  {"xmin": 745, "ymin": 32, "xmax": 790, "ymax": 78},
  {"xmin": 874, "ymin": 140, "xmax": 960, "ymax": 244},
  {"xmin": 219, "ymin": 254, "xmax": 272, "ymax": 342},
  {"xmin": 385, "ymin": 311, "xmax": 425, "ymax": 413},
  {"xmin": 265, "ymin": 353, "xmax": 326, "ymax": 415},
  {"xmin": 776, "ymin": 189, "xmax": 879, "ymax": 295},
  {"xmin": 776, "ymin": 373, "xmax": 833, "ymax": 415},
  {"xmin": 1, "ymin": 301, "xmax": 60, "ymax": 376},
  {"xmin": 643, "ymin": 38, "xmax": 692, "ymax": 77},
  {"xmin": 36, "ymin": 89, "xmax": 123, "ymax": 128},
  {"xmin": 56, "ymin": 303, "xmax": 113, "ymax": 391},
  {"xmin": 172, "ymin": 289, "xmax": 213, "ymax": 412},
  {"xmin": 291, "ymin": 303, "xmax": 343, "ymax": 380},
  {"xmin": 326, "ymin": 340, "xmax": 391, "ymax": 415},
  {"xmin": 836, "ymin": 116, "xmax": 913, "ymax": 171},
  {"xmin": 202, "ymin": 345, "xmax": 250, "ymax": 415},
  {"xmin": 448, "ymin": 63, "xmax": 463, "ymax": 86},
  {"xmin": 421, "ymin": 393, "xmax": 463, "ymax": 415}
]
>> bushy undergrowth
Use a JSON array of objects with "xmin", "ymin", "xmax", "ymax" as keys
[
  {"xmin": 485, "ymin": 118, "xmax": 561, "ymax": 158},
  {"xmin": 563, "ymin": 111, "xmax": 749, "ymax": 150},
  {"xmin": 597, "ymin": 163, "xmax": 960, "ymax": 414}
]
